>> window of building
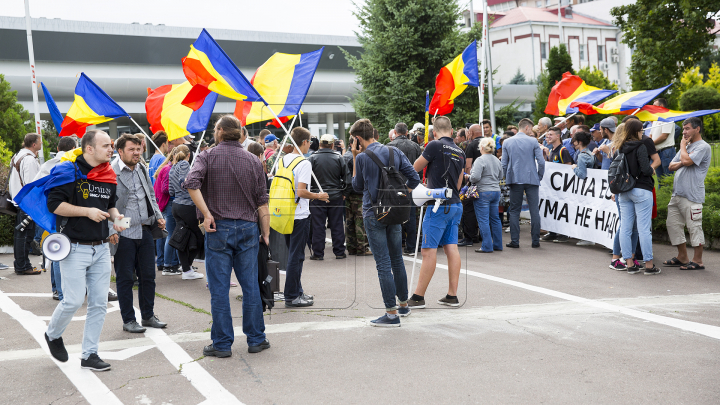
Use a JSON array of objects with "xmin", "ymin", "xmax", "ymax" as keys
[
  {"xmin": 489, "ymin": 1, "xmax": 517, "ymax": 12},
  {"xmin": 535, "ymin": 0, "xmax": 542, "ymax": 6},
  {"xmin": 541, "ymin": 42, "xmax": 548, "ymax": 59},
  {"xmin": 579, "ymin": 44, "xmax": 585, "ymax": 60},
  {"xmin": 598, "ymin": 45, "xmax": 605, "ymax": 62}
]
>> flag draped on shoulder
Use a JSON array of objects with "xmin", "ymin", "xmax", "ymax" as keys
[
  {"xmin": 545, "ymin": 72, "xmax": 617, "ymax": 116},
  {"xmin": 182, "ymin": 29, "xmax": 266, "ymax": 109},
  {"xmin": 617, "ymin": 105, "xmax": 720, "ymax": 122},
  {"xmin": 235, "ymin": 48, "xmax": 323, "ymax": 126},
  {"xmin": 14, "ymin": 153, "xmax": 116, "ymax": 233},
  {"xmin": 146, "ymin": 82, "xmax": 218, "ymax": 141},
  {"xmin": 59, "ymin": 73, "xmax": 129, "ymax": 138},
  {"xmin": 429, "ymin": 41, "xmax": 479, "ymax": 116},
  {"xmin": 41, "ymin": 83, "xmax": 65, "ymax": 134},
  {"xmin": 571, "ymin": 84, "xmax": 672, "ymax": 115}
]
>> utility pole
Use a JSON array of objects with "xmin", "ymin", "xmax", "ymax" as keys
[{"xmin": 24, "ymin": 0, "xmax": 44, "ymax": 162}]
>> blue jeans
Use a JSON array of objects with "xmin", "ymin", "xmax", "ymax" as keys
[
  {"xmin": 613, "ymin": 198, "xmax": 638, "ymax": 258},
  {"xmin": 655, "ymin": 147, "xmax": 676, "ymax": 186},
  {"xmin": 205, "ymin": 219, "xmax": 266, "ymax": 350},
  {"xmin": 284, "ymin": 217, "xmax": 311, "ymax": 301},
  {"xmin": 50, "ymin": 261, "xmax": 63, "ymax": 300},
  {"xmin": 474, "ymin": 191, "xmax": 503, "ymax": 252},
  {"xmin": 402, "ymin": 206, "xmax": 417, "ymax": 251},
  {"xmin": 114, "ymin": 230, "xmax": 156, "ymax": 324},
  {"xmin": 363, "ymin": 215, "xmax": 408, "ymax": 311},
  {"xmin": 162, "ymin": 201, "xmax": 180, "ymax": 267},
  {"xmin": 618, "ymin": 188, "xmax": 654, "ymax": 261},
  {"xmin": 46, "ymin": 243, "xmax": 111, "ymax": 360},
  {"xmin": 34, "ymin": 225, "xmax": 44, "ymax": 243}
]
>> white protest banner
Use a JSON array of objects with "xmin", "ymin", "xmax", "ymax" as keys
[{"xmin": 538, "ymin": 162, "xmax": 619, "ymax": 248}]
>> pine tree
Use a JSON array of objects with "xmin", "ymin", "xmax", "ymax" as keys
[
  {"xmin": 0, "ymin": 74, "xmax": 34, "ymax": 154},
  {"xmin": 509, "ymin": 69, "xmax": 527, "ymax": 85}
]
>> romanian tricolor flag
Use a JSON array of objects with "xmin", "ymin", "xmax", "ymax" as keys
[
  {"xmin": 41, "ymin": 83, "xmax": 65, "ymax": 134},
  {"xmin": 235, "ymin": 48, "xmax": 323, "ymax": 126},
  {"xmin": 617, "ymin": 104, "xmax": 720, "ymax": 122},
  {"xmin": 545, "ymin": 72, "xmax": 617, "ymax": 116},
  {"xmin": 429, "ymin": 41, "xmax": 479, "ymax": 116},
  {"xmin": 146, "ymin": 82, "xmax": 218, "ymax": 142},
  {"xmin": 182, "ymin": 29, "xmax": 265, "ymax": 109},
  {"xmin": 571, "ymin": 84, "xmax": 672, "ymax": 115},
  {"xmin": 58, "ymin": 74, "xmax": 129, "ymax": 138}
]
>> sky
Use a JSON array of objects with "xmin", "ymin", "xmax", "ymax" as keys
[{"xmin": 3, "ymin": 0, "xmax": 364, "ymax": 37}]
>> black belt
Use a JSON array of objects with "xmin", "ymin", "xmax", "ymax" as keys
[
  {"xmin": 657, "ymin": 146, "xmax": 675, "ymax": 153},
  {"xmin": 71, "ymin": 238, "xmax": 109, "ymax": 246}
]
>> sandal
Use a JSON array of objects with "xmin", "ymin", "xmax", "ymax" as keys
[
  {"xmin": 680, "ymin": 262, "xmax": 705, "ymax": 270},
  {"xmin": 663, "ymin": 257, "xmax": 688, "ymax": 267}
]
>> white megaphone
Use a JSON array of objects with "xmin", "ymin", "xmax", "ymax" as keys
[
  {"xmin": 42, "ymin": 233, "xmax": 71, "ymax": 262},
  {"xmin": 412, "ymin": 184, "xmax": 452, "ymax": 213}
]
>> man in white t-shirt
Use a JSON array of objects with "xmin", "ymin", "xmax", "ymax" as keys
[
  {"xmin": 280, "ymin": 127, "xmax": 329, "ymax": 307},
  {"xmin": 650, "ymin": 98, "xmax": 677, "ymax": 185}
]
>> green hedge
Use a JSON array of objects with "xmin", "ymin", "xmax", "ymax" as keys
[
  {"xmin": 653, "ymin": 167, "xmax": 720, "ymax": 244},
  {"xmin": 0, "ymin": 213, "xmax": 14, "ymax": 247}
]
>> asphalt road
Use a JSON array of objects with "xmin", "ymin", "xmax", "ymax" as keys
[{"xmin": 1, "ymin": 226, "xmax": 719, "ymax": 404}]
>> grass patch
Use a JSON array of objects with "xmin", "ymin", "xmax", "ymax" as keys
[
  {"xmin": 203, "ymin": 328, "xmax": 211, "ymax": 333},
  {"xmin": 110, "ymin": 275, "xmax": 116, "ymax": 283},
  {"xmin": 155, "ymin": 292, "xmax": 212, "ymax": 316}
]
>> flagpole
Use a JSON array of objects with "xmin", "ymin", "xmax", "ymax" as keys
[
  {"xmin": 408, "ymin": 204, "xmax": 425, "ymax": 299},
  {"xmin": 187, "ymin": 130, "xmax": 205, "ymax": 173},
  {"xmin": 483, "ymin": 0, "xmax": 496, "ymax": 134},
  {"xmin": 478, "ymin": 2, "xmax": 488, "ymax": 125},
  {"xmin": 129, "ymin": 117, "xmax": 161, "ymax": 152},
  {"xmin": 24, "ymin": 0, "xmax": 43, "ymax": 163},
  {"xmin": 268, "ymin": 115, "xmax": 298, "ymax": 176},
  {"xmin": 265, "ymin": 107, "xmax": 324, "ymax": 194},
  {"xmin": 538, "ymin": 112, "xmax": 576, "ymax": 140}
]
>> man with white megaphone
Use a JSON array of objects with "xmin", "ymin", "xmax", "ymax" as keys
[
  {"xmin": 408, "ymin": 116, "xmax": 466, "ymax": 309},
  {"xmin": 42, "ymin": 131, "xmax": 126, "ymax": 372}
]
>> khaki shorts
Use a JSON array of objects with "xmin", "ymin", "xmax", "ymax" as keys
[{"xmin": 666, "ymin": 195, "xmax": 704, "ymax": 247}]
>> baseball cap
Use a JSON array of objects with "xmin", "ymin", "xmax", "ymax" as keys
[
  {"xmin": 320, "ymin": 134, "xmax": 335, "ymax": 144},
  {"xmin": 264, "ymin": 134, "xmax": 278, "ymax": 143},
  {"xmin": 590, "ymin": 123, "xmax": 600, "ymax": 132},
  {"xmin": 553, "ymin": 117, "xmax": 564, "ymax": 122},
  {"xmin": 412, "ymin": 123, "xmax": 425, "ymax": 131},
  {"xmin": 599, "ymin": 117, "xmax": 616, "ymax": 132}
]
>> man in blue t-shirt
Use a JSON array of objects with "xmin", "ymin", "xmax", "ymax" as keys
[{"xmin": 408, "ymin": 116, "xmax": 465, "ymax": 309}]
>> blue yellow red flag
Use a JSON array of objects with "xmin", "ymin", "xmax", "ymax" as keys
[
  {"xmin": 618, "ymin": 105, "xmax": 720, "ymax": 122},
  {"xmin": 146, "ymin": 82, "xmax": 218, "ymax": 141},
  {"xmin": 58, "ymin": 73, "xmax": 129, "ymax": 137},
  {"xmin": 545, "ymin": 72, "xmax": 616, "ymax": 116},
  {"xmin": 429, "ymin": 41, "xmax": 479, "ymax": 115},
  {"xmin": 182, "ymin": 29, "xmax": 265, "ymax": 109},
  {"xmin": 235, "ymin": 48, "xmax": 323, "ymax": 126},
  {"xmin": 571, "ymin": 84, "xmax": 672, "ymax": 115},
  {"xmin": 41, "ymin": 83, "xmax": 64, "ymax": 133}
]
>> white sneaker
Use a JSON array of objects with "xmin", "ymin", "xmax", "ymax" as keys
[
  {"xmin": 504, "ymin": 227, "xmax": 510, "ymax": 233},
  {"xmin": 576, "ymin": 240, "xmax": 595, "ymax": 246},
  {"xmin": 182, "ymin": 270, "xmax": 205, "ymax": 280}
]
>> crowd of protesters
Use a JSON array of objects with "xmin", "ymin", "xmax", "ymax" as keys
[{"xmin": 3, "ymin": 100, "xmax": 712, "ymax": 368}]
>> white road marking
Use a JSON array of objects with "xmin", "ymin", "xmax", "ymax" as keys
[
  {"xmin": 0, "ymin": 288, "xmax": 124, "ymax": 405},
  {"xmin": 5, "ymin": 293, "xmax": 54, "ymax": 297},
  {"xmin": 401, "ymin": 255, "xmax": 720, "ymax": 340},
  {"xmin": 37, "ymin": 302, "xmax": 120, "ymax": 321},
  {"xmin": 99, "ymin": 345, "xmax": 155, "ymax": 360},
  {"xmin": 132, "ymin": 307, "xmax": 245, "ymax": 405},
  {"xmin": 2, "ymin": 293, "xmax": 718, "ymax": 363}
]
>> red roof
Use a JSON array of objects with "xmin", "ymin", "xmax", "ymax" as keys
[{"xmin": 491, "ymin": 6, "xmax": 612, "ymax": 28}]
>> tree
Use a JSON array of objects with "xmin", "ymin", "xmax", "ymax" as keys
[
  {"xmin": 0, "ymin": 74, "xmax": 34, "ymax": 154},
  {"xmin": 611, "ymin": 0, "xmax": 720, "ymax": 92},
  {"xmin": 42, "ymin": 120, "xmax": 59, "ymax": 161},
  {"xmin": 532, "ymin": 44, "xmax": 573, "ymax": 121},
  {"xmin": 698, "ymin": 49, "xmax": 720, "ymax": 79},
  {"xmin": 509, "ymin": 69, "xmax": 527, "ymax": 84},
  {"xmin": 576, "ymin": 66, "xmax": 618, "ymax": 91},
  {"xmin": 343, "ymin": 0, "xmax": 491, "ymax": 136}
]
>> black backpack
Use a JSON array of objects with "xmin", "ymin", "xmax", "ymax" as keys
[
  {"xmin": 608, "ymin": 152, "xmax": 636, "ymax": 194},
  {"xmin": 257, "ymin": 241, "xmax": 275, "ymax": 313},
  {"xmin": 364, "ymin": 146, "xmax": 412, "ymax": 225}
]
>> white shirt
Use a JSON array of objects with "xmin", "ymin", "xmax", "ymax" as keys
[
  {"xmin": 33, "ymin": 151, "xmax": 68, "ymax": 182},
  {"xmin": 282, "ymin": 153, "xmax": 311, "ymax": 219},
  {"xmin": 651, "ymin": 121, "xmax": 675, "ymax": 150},
  {"xmin": 9, "ymin": 148, "xmax": 40, "ymax": 200}
]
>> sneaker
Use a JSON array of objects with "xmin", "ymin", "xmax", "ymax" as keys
[
  {"xmin": 553, "ymin": 235, "xmax": 569, "ymax": 243},
  {"xmin": 504, "ymin": 227, "xmax": 510, "ymax": 233},
  {"xmin": 335, "ymin": 253, "xmax": 347, "ymax": 259},
  {"xmin": 576, "ymin": 240, "xmax": 595, "ymax": 246},
  {"xmin": 157, "ymin": 266, "xmax": 165, "ymax": 272},
  {"xmin": 309, "ymin": 255, "xmax": 323, "ymax": 261},
  {"xmin": 81, "ymin": 353, "xmax": 111, "ymax": 371},
  {"xmin": 107, "ymin": 290, "xmax": 118, "ymax": 302},
  {"xmin": 438, "ymin": 295, "xmax": 460, "ymax": 307},
  {"xmin": 182, "ymin": 269, "xmax": 204, "ymax": 280},
  {"xmin": 285, "ymin": 296, "xmax": 314, "ymax": 307},
  {"xmin": 370, "ymin": 314, "xmax": 401, "ymax": 327},
  {"xmin": 162, "ymin": 267, "xmax": 182, "ymax": 276},
  {"xmin": 627, "ymin": 265, "xmax": 641, "ymax": 275},
  {"xmin": 0, "ymin": 262, "xmax": 9, "ymax": 270},
  {"xmin": 52, "ymin": 291, "xmax": 60, "ymax": 301},
  {"xmin": 301, "ymin": 293, "xmax": 314, "ymax": 302},
  {"xmin": 457, "ymin": 238, "xmax": 473, "ymax": 247},
  {"xmin": 203, "ymin": 344, "xmax": 232, "ymax": 358},
  {"xmin": 609, "ymin": 259, "xmax": 627, "ymax": 271},
  {"xmin": 540, "ymin": 233, "xmax": 555, "ymax": 242},
  {"xmin": 397, "ymin": 306, "xmax": 411, "ymax": 317},
  {"xmin": 248, "ymin": 339, "xmax": 271, "ymax": 353},
  {"xmin": 407, "ymin": 297, "xmax": 425, "ymax": 309},
  {"xmin": 633, "ymin": 259, "xmax": 643, "ymax": 268},
  {"xmin": 644, "ymin": 266, "xmax": 661, "ymax": 276},
  {"xmin": 45, "ymin": 333, "xmax": 68, "ymax": 362}
]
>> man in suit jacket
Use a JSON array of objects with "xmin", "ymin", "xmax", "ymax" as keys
[
  {"xmin": 109, "ymin": 134, "xmax": 167, "ymax": 334},
  {"xmin": 501, "ymin": 118, "xmax": 545, "ymax": 248}
]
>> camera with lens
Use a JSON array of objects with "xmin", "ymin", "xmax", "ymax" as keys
[{"xmin": 15, "ymin": 214, "xmax": 33, "ymax": 232}]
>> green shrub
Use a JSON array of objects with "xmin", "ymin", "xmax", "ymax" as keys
[
  {"xmin": 679, "ymin": 86, "xmax": 720, "ymax": 111},
  {"xmin": 0, "ymin": 214, "xmax": 14, "ymax": 247}
]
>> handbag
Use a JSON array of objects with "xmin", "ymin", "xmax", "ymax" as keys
[{"xmin": 0, "ymin": 155, "xmax": 27, "ymax": 216}]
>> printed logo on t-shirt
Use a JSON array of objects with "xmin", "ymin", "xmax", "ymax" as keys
[{"xmin": 77, "ymin": 180, "xmax": 112, "ymax": 200}]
